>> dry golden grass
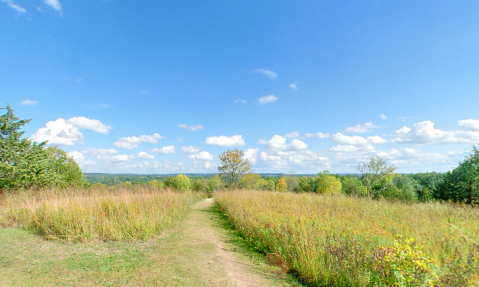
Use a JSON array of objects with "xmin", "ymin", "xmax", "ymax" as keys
[
  {"xmin": 216, "ymin": 190, "xmax": 479, "ymax": 286},
  {"xmin": 1, "ymin": 186, "xmax": 197, "ymax": 242}
]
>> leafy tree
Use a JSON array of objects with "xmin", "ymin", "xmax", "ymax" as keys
[
  {"xmin": 436, "ymin": 147, "xmax": 479, "ymax": 204},
  {"xmin": 276, "ymin": 178, "xmax": 288, "ymax": 191},
  {"xmin": 341, "ymin": 176, "xmax": 367, "ymax": 197},
  {"xmin": 217, "ymin": 148, "xmax": 252, "ymax": 188},
  {"xmin": 264, "ymin": 178, "xmax": 276, "ymax": 191},
  {"xmin": 164, "ymin": 174, "xmax": 191, "ymax": 191},
  {"xmin": 297, "ymin": 176, "xmax": 314, "ymax": 193},
  {"xmin": 357, "ymin": 156, "xmax": 396, "ymax": 199},
  {"xmin": 282, "ymin": 175, "xmax": 299, "ymax": 192},
  {"xmin": 147, "ymin": 179, "xmax": 164, "ymax": 189},
  {"xmin": 0, "ymin": 105, "xmax": 84, "ymax": 190},
  {"xmin": 209, "ymin": 175, "xmax": 223, "ymax": 190},
  {"xmin": 315, "ymin": 171, "xmax": 342, "ymax": 195}
]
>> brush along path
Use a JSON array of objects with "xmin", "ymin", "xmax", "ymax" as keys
[
  {"xmin": 0, "ymin": 198, "xmax": 296, "ymax": 286},
  {"xmin": 170, "ymin": 198, "xmax": 291, "ymax": 287}
]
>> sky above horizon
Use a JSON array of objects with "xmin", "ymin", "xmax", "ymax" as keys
[{"xmin": 2, "ymin": 0, "xmax": 479, "ymax": 174}]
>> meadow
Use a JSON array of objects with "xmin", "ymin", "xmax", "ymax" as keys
[
  {"xmin": 216, "ymin": 190, "xmax": 479, "ymax": 286},
  {"xmin": 1, "ymin": 186, "xmax": 198, "ymax": 242}
]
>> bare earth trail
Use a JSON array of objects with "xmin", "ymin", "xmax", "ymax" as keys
[
  {"xmin": 163, "ymin": 198, "xmax": 295, "ymax": 287},
  {"xmin": 0, "ymin": 198, "xmax": 300, "ymax": 286}
]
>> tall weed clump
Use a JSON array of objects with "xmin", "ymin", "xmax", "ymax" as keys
[
  {"xmin": 216, "ymin": 190, "xmax": 479, "ymax": 286},
  {"xmin": 2, "ymin": 186, "xmax": 197, "ymax": 242}
]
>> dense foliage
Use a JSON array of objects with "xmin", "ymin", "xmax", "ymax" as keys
[{"xmin": 0, "ymin": 105, "xmax": 84, "ymax": 190}]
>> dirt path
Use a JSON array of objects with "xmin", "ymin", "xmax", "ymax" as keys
[{"xmin": 163, "ymin": 198, "xmax": 294, "ymax": 287}]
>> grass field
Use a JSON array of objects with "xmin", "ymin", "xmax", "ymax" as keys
[
  {"xmin": 1, "ymin": 186, "xmax": 198, "ymax": 242},
  {"xmin": 216, "ymin": 190, "xmax": 479, "ymax": 286}
]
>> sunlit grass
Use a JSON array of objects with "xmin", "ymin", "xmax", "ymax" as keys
[
  {"xmin": 1, "ymin": 186, "xmax": 198, "ymax": 242},
  {"xmin": 216, "ymin": 190, "xmax": 479, "ymax": 286}
]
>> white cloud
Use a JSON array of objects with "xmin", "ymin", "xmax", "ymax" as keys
[
  {"xmin": 380, "ymin": 114, "xmax": 387, "ymax": 120},
  {"xmin": 204, "ymin": 161, "xmax": 211, "ymax": 169},
  {"xmin": 31, "ymin": 118, "xmax": 83, "ymax": 145},
  {"xmin": 244, "ymin": 148, "xmax": 259, "ymax": 165},
  {"xmin": 285, "ymin": 131, "xmax": 301, "ymax": 139},
  {"xmin": 150, "ymin": 145, "xmax": 176, "ymax": 154},
  {"xmin": 315, "ymin": 132, "xmax": 330, "ymax": 138},
  {"xmin": 205, "ymin": 135, "xmax": 246, "ymax": 147},
  {"xmin": 188, "ymin": 151, "xmax": 214, "ymax": 161},
  {"xmin": 111, "ymin": 154, "xmax": 134, "ymax": 162},
  {"xmin": 304, "ymin": 132, "xmax": 330, "ymax": 139},
  {"xmin": 258, "ymin": 95, "xmax": 278, "ymax": 104},
  {"xmin": 289, "ymin": 83, "xmax": 297, "ymax": 90},
  {"xmin": 114, "ymin": 133, "xmax": 164, "ymax": 149},
  {"xmin": 258, "ymin": 135, "xmax": 308, "ymax": 152},
  {"xmin": 137, "ymin": 151, "xmax": 155, "ymax": 159},
  {"xmin": 66, "ymin": 117, "xmax": 112, "ymax": 134},
  {"xmin": 3, "ymin": 0, "xmax": 27, "ymax": 13},
  {"xmin": 344, "ymin": 122, "xmax": 379, "ymax": 133},
  {"xmin": 458, "ymin": 119, "xmax": 479, "ymax": 131},
  {"xmin": 332, "ymin": 133, "xmax": 387, "ymax": 146},
  {"xmin": 328, "ymin": 145, "xmax": 360, "ymax": 152},
  {"xmin": 82, "ymin": 148, "xmax": 118, "ymax": 160},
  {"xmin": 235, "ymin": 99, "xmax": 247, "ymax": 104},
  {"xmin": 68, "ymin": 151, "xmax": 84, "ymax": 162},
  {"xmin": 254, "ymin": 69, "xmax": 277, "ymax": 79},
  {"xmin": 44, "ymin": 0, "xmax": 61, "ymax": 14},
  {"xmin": 181, "ymin": 146, "xmax": 201, "ymax": 154},
  {"xmin": 179, "ymin": 124, "xmax": 203, "ymax": 131},
  {"xmin": 20, "ymin": 100, "xmax": 37, "ymax": 106},
  {"xmin": 393, "ymin": 120, "xmax": 479, "ymax": 144}
]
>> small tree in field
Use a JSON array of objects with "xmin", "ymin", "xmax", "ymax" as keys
[
  {"xmin": 357, "ymin": 156, "xmax": 396, "ymax": 199},
  {"xmin": 276, "ymin": 178, "xmax": 288, "ymax": 191},
  {"xmin": 218, "ymin": 148, "xmax": 252, "ymax": 188}
]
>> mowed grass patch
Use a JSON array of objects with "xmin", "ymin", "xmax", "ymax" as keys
[
  {"xmin": 216, "ymin": 190, "xmax": 479, "ymax": 286},
  {"xmin": 2, "ymin": 186, "xmax": 198, "ymax": 242}
]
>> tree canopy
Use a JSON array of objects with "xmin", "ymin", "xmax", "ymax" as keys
[
  {"xmin": 217, "ymin": 148, "xmax": 252, "ymax": 188},
  {"xmin": 0, "ymin": 105, "xmax": 84, "ymax": 190}
]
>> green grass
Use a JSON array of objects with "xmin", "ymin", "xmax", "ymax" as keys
[
  {"xmin": 216, "ymin": 190, "xmax": 479, "ymax": 286},
  {"xmin": 2, "ymin": 187, "xmax": 197, "ymax": 242}
]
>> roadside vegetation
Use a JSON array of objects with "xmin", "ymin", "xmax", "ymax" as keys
[{"xmin": 216, "ymin": 189, "xmax": 479, "ymax": 286}]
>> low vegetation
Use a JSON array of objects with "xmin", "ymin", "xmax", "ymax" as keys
[
  {"xmin": 1, "ymin": 186, "xmax": 197, "ymax": 242},
  {"xmin": 216, "ymin": 190, "xmax": 479, "ymax": 286}
]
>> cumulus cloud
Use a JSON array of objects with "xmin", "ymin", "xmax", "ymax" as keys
[
  {"xmin": 66, "ymin": 117, "xmax": 112, "ymax": 134},
  {"xmin": 254, "ymin": 69, "xmax": 277, "ymax": 79},
  {"xmin": 188, "ymin": 151, "xmax": 214, "ymax": 161},
  {"xmin": 31, "ymin": 118, "xmax": 84, "ymax": 145},
  {"xmin": 205, "ymin": 135, "xmax": 246, "ymax": 147},
  {"xmin": 179, "ymin": 124, "xmax": 203, "ymax": 131},
  {"xmin": 181, "ymin": 146, "xmax": 201, "ymax": 154},
  {"xmin": 258, "ymin": 95, "xmax": 278, "ymax": 104},
  {"xmin": 381, "ymin": 114, "xmax": 387, "ymax": 120},
  {"xmin": 458, "ymin": 119, "xmax": 479, "ymax": 131},
  {"xmin": 258, "ymin": 135, "xmax": 308, "ymax": 152},
  {"xmin": 137, "ymin": 151, "xmax": 155, "ymax": 159},
  {"xmin": 150, "ymin": 145, "xmax": 176, "ymax": 154},
  {"xmin": 393, "ymin": 120, "xmax": 479, "ymax": 144},
  {"xmin": 44, "ymin": 0, "xmax": 62, "ymax": 14},
  {"xmin": 305, "ymin": 132, "xmax": 329, "ymax": 138},
  {"xmin": 111, "ymin": 154, "xmax": 134, "ymax": 162},
  {"xmin": 285, "ymin": 131, "xmax": 301, "ymax": 139},
  {"xmin": 235, "ymin": 99, "xmax": 247, "ymax": 104},
  {"xmin": 332, "ymin": 133, "xmax": 387, "ymax": 146},
  {"xmin": 344, "ymin": 122, "xmax": 379, "ymax": 133},
  {"xmin": 68, "ymin": 151, "xmax": 84, "ymax": 162},
  {"xmin": 244, "ymin": 148, "xmax": 259, "ymax": 165},
  {"xmin": 114, "ymin": 133, "xmax": 164, "ymax": 149},
  {"xmin": 204, "ymin": 161, "xmax": 211, "ymax": 169},
  {"xmin": 3, "ymin": 0, "xmax": 27, "ymax": 13},
  {"xmin": 289, "ymin": 83, "xmax": 297, "ymax": 90}
]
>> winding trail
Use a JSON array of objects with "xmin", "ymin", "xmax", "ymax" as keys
[{"xmin": 159, "ymin": 198, "xmax": 293, "ymax": 286}]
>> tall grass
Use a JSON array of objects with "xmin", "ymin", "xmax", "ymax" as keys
[
  {"xmin": 216, "ymin": 190, "xmax": 479, "ymax": 286},
  {"xmin": 1, "ymin": 186, "xmax": 197, "ymax": 242}
]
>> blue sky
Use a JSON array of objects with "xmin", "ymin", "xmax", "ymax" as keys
[{"xmin": 2, "ymin": 0, "xmax": 479, "ymax": 174}]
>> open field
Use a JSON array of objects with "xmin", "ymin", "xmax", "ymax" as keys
[
  {"xmin": 0, "ymin": 188, "xmax": 299, "ymax": 286},
  {"xmin": 216, "ymin": 190, "xmax": 479, "ymax": 286},
  {"xmin": 1, "ymin": 187, "xmax": 198, "ymax": 242}
]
